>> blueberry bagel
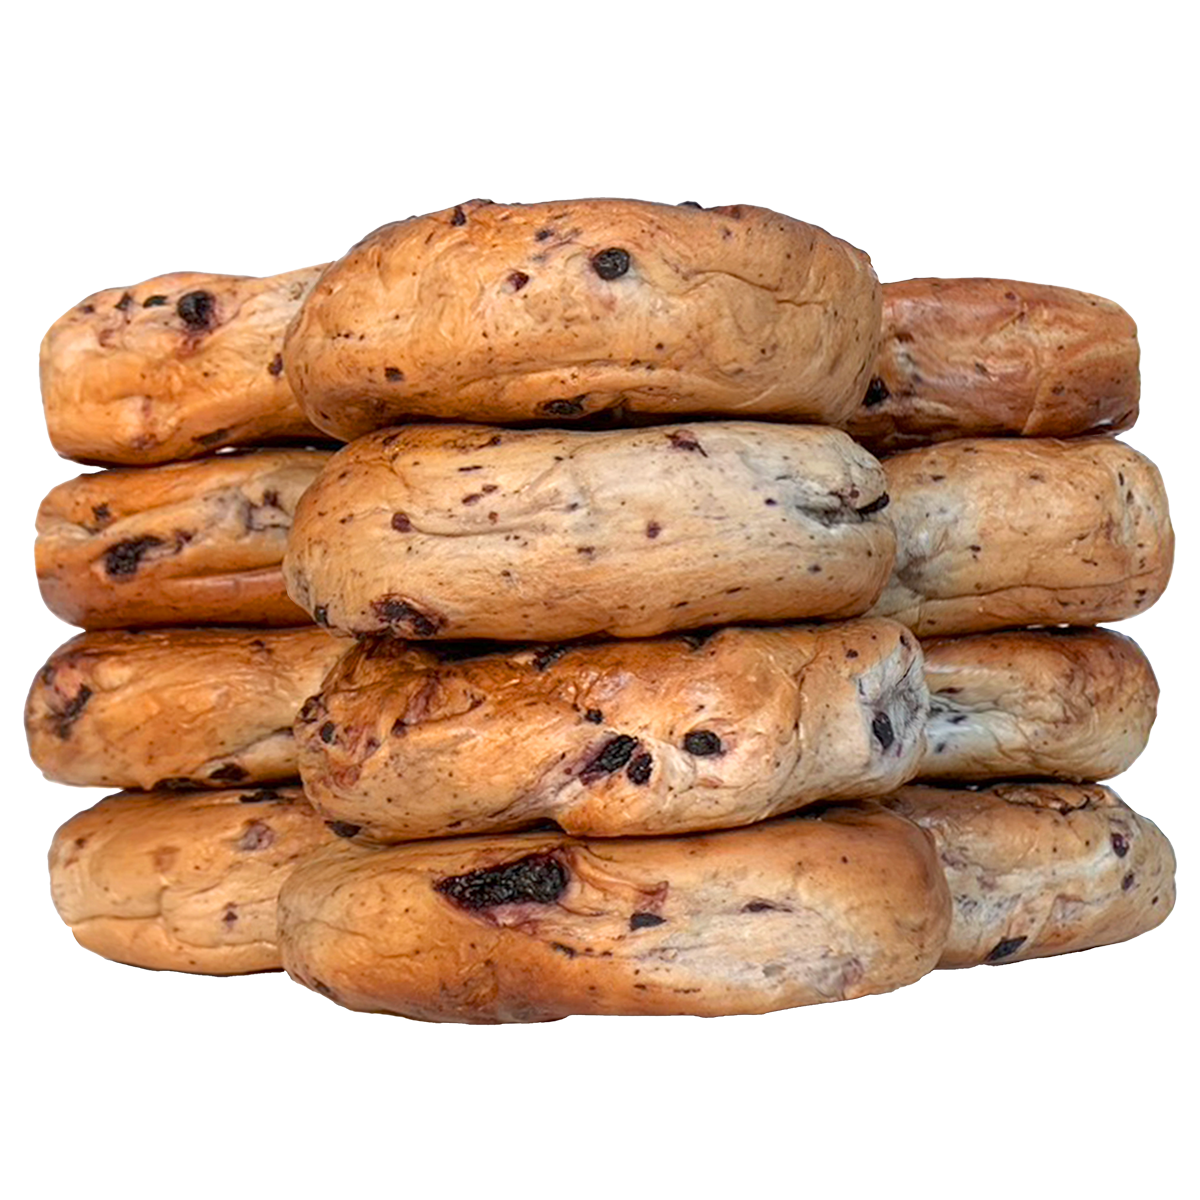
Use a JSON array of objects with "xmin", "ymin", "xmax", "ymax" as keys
[
  {"xmin": 869, "ymin": 437, "xmax": 1172, "ymax": 635},
  {"xmin": 26, "ymin": 626, "xmax": 353, "ymax": 789},
  {"xmin": 49, "ymin": 785, "xmax": 337, "ymax": 974},
  {"xmin": 298, "ymin": 619, "xmax": 928, "ymax": 841},
  {"xmin": 882, "ymin": 783, "xmax": 1174, "ymax": 968},
  {"xmin": 919, "ymin": 627, "xmax": 1157, "ymax": 781},
  {"xmin": 283, "ymin": 422, "xmax": 895, "ymax": 641},
  {"xmin": 36, "ymin": 449, "xmax": 330, "ymax": 629},
  {"xmin": 40, "ymin": 265, "xmax": 330, "ymax": 464},
  {"xmin": 847, "ymin": 278, "xmax": 1139, "ymax": 453},
  {"xmin": 282, "ymin": 199, "xmax": 881, "ymax": 438},
  {"xmin": 277, "ymin": 802, "xmax": 951, "ymax": 1021}
]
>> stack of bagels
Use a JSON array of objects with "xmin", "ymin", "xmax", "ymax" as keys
[{"xmin": 30, "ymin": 198, "xmax": 1176, "ymax": 1021}]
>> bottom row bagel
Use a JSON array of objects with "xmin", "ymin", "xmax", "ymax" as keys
[{"xmin": 49, "ymin": 781, "xmax": 1175, "ymax": 1019}]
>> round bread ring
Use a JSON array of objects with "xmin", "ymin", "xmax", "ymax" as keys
[
  {"xmin": 49, "ymin": 785, "xmax": 338, "ymax": 974},
  {"xmin": 847, "ymin": 278, "xmax": 1139, "ymax": 453},
  {"xmin": 297, "ymin": 619, "xmax": 928, "ymax": 840},
  {"xmin": 918, "ymin": 627, "xmax": 1157, "ymax": 781},
  {"xmin": 869, "ymin": 437, "xmax": 1172, "ymax": 635},
  {"xmin": 40, "ymin": 266, "xmax": 331, "ymax": 465},
  {"xmin": 283, "ymin": 422, "xmax": 895, "ymax": 641},
  {"xmin": 25, "ymin": 626, "xmax": 351, "ymax": 789},
  {"xmin": 282, "ymin": 199, "xmax": 881, "ymax": 438},
  {"xmin": 36, "ymin": 449, "xmax": 331, "ymax": 629},
  {"xmin": 277, "ymin": 802, "xmax": 951, "ymax": 1021},
  {"xmin": 882, "ymin": 782, "xmax": 1175, "ymax": 968}
]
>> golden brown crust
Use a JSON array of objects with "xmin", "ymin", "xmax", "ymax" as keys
[
  {"xmin": 846, "ymin": 279, "xmax": 1139, "ymax": 453},
  {"xmin": 49, "ymin": 786, "xmax": 336, "ymax": 973},
  {"xmin": 283, "ymin": 422, "xmax": 895, "ymax": 640},
  {"xmin": 36, "ymin": 450, "xmax": 330, "ymax": 629},
  {"xmin": 882, "ymin": 783, "xmax": 1175, "ymax": 967},
  {"xmin": 40, "ymin": 266, "xmax": 331, "ymax": 465},
  {"xmin": 277, "ymin": 803, "xmax": 951, "ymax": 1021},
  {"xmin": 298, "ymin": 620, "xmax": 928, "ymax": 840},
  {"xmin": 920, "ymin": 628, "xmax": 1157, "ymax": 781},
  {"xmin": 283, "ymin": 199, "xmax": 881, "ymax": 438},
  {"xmin": 25, "ymin": 626, "xmax": 347, "ymax": 789},
  {"xmin": 869, "ymin": 437, "xmax": 1173, "ymax": 635}
]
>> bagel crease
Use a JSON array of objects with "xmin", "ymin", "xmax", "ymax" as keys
[
  {"xmin": 49, "ymin": 785, "xmax": 338, "ymax": 974},
  {"xmin": 40, "ymin": 265, "xmax": 331, "ymax": 465},
  {"xmin": 282, "ymin": 198, "xmax": 882, "ymax": 439},
  {"xmin": 297, "ymin": 620, "xmax": 928, "ymax": 841},
  {"xmin": 283, "ymin": 422, "xmax": 896, "ymax": 640},
  {"xmin": 277, "ymin": 802, "xmax": 951, "ymax": 1021},
  {"xmin": 26, "ymin": 626, "xmax": 347, "ymax": 789},
  {"xmin": 36, "ymin": 449, "xmax": 330, "ymax": 629},
  {"xmin": 882, "ymin": 783, "xmax": 1175, "ymax": 968},
  {"xmin": 846, "ymin": 278, "xmax": 1139, "ymax": 453},
  {"xmin": 869, "ymin": 437, "xmax": 1172, "ymax": 635},
  {"xmin": 919, "ymin": 627, "xmax": 1158, "ymax": 781}
]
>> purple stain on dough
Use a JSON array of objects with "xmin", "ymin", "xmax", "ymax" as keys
[
  {"xmin": 237, "ymin": 821, "xmax": 275, "ymax": 852},
  {"xmin": 53, "ymin": 686, "xmax": 92, "ymax": 739}
]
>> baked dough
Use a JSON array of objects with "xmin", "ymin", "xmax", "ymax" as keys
[
  {"xmin": 298, "ymin": 619, "xmax": 928, "ymax": 840},
  {"xmin": 284, "ymin": 422, "xmax": 895, "ymax": 640},
  {"xmin": 36, "ymin": 449, "xmax": 330, "ymax": 629},
  {"xmin": 277, "ymin": 802, "xmax": 951, "ymax": 1021},
  {"xmin": 847, "ymin": 278, "xmax": 1139, "ymax": 453},
  {"xmin": 882, "ymin": 783, "xmax": 1175, "ymax": 967},
  {"xmin": 920, "ymin": 627, "xmax": 1157, "ymax": 781},
  {"xmin": 49, "ymin": 785, "xmax": 337, "ymax": 974},
  {"xmin": 40, "ymin": 266, "xmax": 330, "ymax": 465},
  {"xmin": 26, "ymin": 626, "xmax": 346, "ymax": 789},
  {"xmin": 282, "ymin": 199, "xmax": 881, "ymax": 438},
  {"xmin": 869, "ymin": 437, "xmax": 1172, "ymax": 635}
]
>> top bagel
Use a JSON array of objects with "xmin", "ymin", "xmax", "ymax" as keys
[{"xmin": 282, "ymin": 199, "xmax": 882, "ymax": 439}]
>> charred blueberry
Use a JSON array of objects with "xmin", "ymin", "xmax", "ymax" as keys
[
  {"xmin": 986, "ymin": 936, "xmax": 1028, "ymax": 962},
  {"xmin": 862, "ymin": 377, "xmax": 890, "ymax": 407},
  {"xmin": 871, "ymin": 712, "xmax": 895, "ymax": 751}
]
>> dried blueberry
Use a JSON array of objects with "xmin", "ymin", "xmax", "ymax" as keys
[
  {"xmin": 986, "ymin": 936, "xmax": 1027, "ymax": 962},
  {"xmin": 627, "ymin": 753, "xmax": 653, "ymax": 785},
  {"xmin": 436, "ymin": 853, "xmax": 568, "ymax": 909},
  {"xmin": 630, "ymin": 912, "xmax": 666, "ymax": 930},
  {"xmin": 177, "ymin": 290, "xmax": 216, "ymax": 330},
  {"xmin": 581, "ymin": 735, "xmax": 638, "ymax": 781},
  {"xmin": 591, "ymin": 248, "xmax": 630, "ymax": 280},
  {"xmin": 863, "ymin": 377, "xmax": 890, "ymax": 407},
  {"xmin": 683, "ymin": 730, "xmax": 723, "ymax": 756},
  {"xmin": 104, "ymin": 536, "xmax": 164, "ymax": 577},
  {"xmin": 871, "ymin": 712, "xmax": 895, "ymax": 750}
]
